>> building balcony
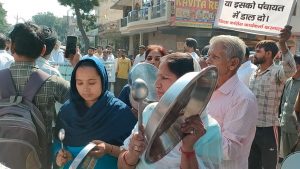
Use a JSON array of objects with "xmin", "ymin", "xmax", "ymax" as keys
[{"xmin": 119, "ymin": 1, "xmax": 173, "ymax": 35}]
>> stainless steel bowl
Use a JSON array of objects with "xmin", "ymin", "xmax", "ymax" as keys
[{"xmin": 144, "ymin": 66, "xmax": 218, "ymax": 163}]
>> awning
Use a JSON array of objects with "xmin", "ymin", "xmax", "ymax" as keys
[{"xmin": 111, "ymin": 0, "xmax": 132, "ymax": 10}]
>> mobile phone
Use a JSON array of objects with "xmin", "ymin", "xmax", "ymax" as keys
[{"xmin": 65, "ymin": 36, "xmax": 77, "ymax": 58}]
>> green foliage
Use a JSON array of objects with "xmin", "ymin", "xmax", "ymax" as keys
[
  {"xmin": 32, "ymin": 12, "xmax": 57, "ymax": 27},
  {"xmin": 58, "ymin": 0, "xmax": 99, "ymax": 13},
  {"xmin": 81, "ymin": 14, "xmax": 97, "ymax": 32},
  {"xmin": 0, "ymin": 3, "xmax": 9, "ymax": 33},
  {"xmin": 54, "ymin": 17, "xmax": 68, "ymax": 42},
  {"xmin": 58, "ymin": 0, "xmax": 99, "ymax": 31},
  {"xmin": 58, "ymin": 0, "xmax": 99, "ymax": 51},
  {"xmin": 32, "ymin": 12, "xmax": 68, "ymax": 42}
]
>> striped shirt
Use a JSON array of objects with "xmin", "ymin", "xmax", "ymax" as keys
[
  {"xmin": 9, "ymin": 62, "xmax": 70, "ymax": 142},
  {"xmin": 249, "ymin": 51, "xmax": 296, "ymax": 127}
]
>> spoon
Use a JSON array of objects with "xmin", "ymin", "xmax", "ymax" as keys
[
  {"xmin": 131, "ymin": 78, "xmax": 149, "ymax": 132},
  {"xmin": 58, "ymin": 128, "xmax": 65, "ymax": 150}
]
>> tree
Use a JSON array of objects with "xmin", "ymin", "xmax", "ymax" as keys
[
  {"xmin": 58, "ymin": 0, "xmax": 99, "ymax": 52},
  {"xmin": 54, "ymin": 17, "xmax": 68, "ymax": 43},
  {"xmin": 0, "ymin": 3, "xmax": 9, "ymax": 33},
  {"xmin": 32, "ymin": 12, "xmax": 68, "ymax": 42},
  {"xmin": 32, "ymin": 12, "xmax": 57, "ymax": 28}
]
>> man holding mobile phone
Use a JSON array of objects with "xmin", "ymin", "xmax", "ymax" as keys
[
  {"xmin": 58, "ymin": 36, "xmax": 81, "ymax": 81},
  {"xmin": 248, "ymin": 25, "xmax": 296, "ymax": 169}
]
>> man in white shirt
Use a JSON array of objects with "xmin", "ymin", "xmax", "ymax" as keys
[
  {"xmin": 35, "ymin": 26, "xmax": 62, "ymax": 77},
  {"xmin": 0, "ymin": 33, "xmax": 14, "ymax": 70},
  {"xmin": 102, "ymin": 49, "xmax": 114, "ymax": 62},
  {"xmin": 206, "ymin": 35, "xmax": 258, "ymax": 169},
  {"xmin": 94, "ymin": 45, "xmax": 103, "ymax": 58},
  {"xmin": 81, "ymin": 46, "xmax": 98, "ymax": 60},
  {"xmin": 133, "ymin": 45, "xmax": 146, "ymax": 65},
  {"xmin": 184, "ymin": 38, "xmax": 200, "ymax": 61},
  {"xmin": 237, "ymin": 47, "xmax": 257, "ymax": 87},
  {"xmin": 102, "ymin": 49, "xmax": 116, "ymax": 92},
  {"xmin": 49, "ymin": 41, "xmax": 65, "ymax": 64},
  {"xmin": 106, "ymin": 45, "xmax": 115, "ymax": 60}
]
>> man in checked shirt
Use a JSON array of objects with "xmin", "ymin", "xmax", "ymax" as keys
[
  {"xmin": 6, "ymin": 22, "xmax": 70, "ymax": 169},
  {"xmin": 248, "ymin": 25, "xmax": 296, "ymax": 169}
]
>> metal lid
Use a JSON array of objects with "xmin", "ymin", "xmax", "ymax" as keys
[
  {"xmin": 128, "ymin": 63, "xmax": 158, "ymax": 104},
  {"xmin": 281, "ymin": 152, "xmax": 300, "ymax": 169}
]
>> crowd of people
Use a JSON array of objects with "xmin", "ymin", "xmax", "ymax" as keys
[{"xmin": 0, "ymin": 22, "xmax": 300, "ymax": 169}]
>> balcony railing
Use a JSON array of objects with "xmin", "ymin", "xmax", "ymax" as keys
[
  {"xmin": 151, "ymin": 2, "xmax": 166, "ymax": 19},
  {"xmin": 127, "ymin": 9, "xmax": 147, "ymax": 23},
  {"xmin": 118, "ymin": 1, "xmax": 172, "ymax": 33},
  {"xmin": 126, "ymin": 1, "xmax": 167, "ymax": 24}
]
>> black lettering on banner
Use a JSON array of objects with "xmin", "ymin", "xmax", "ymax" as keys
[
  {"xmin": 232, "ymin": 11, "xmax": 241, "ymax": 18},
  {"xmin": 234, "ymin": 1, "xmax": 256, "ymax": 9},
  {"xmin": 245, "ymin": 1, "xmax": 256, "ymax": 9},
  {"xmin": 240, "ymin": 13, "xmax": 256, "ymax": 21},
  {"xmin": 257, "ymin": 13, "xmax": 270, "ymax": 22},
  {"xmin": 271, "ymin": 5, "xmax": 285, "ymax": 11},
  {"xmin": 258, "ymin": 2, "xmax": 285, "ymax": 12},
  {"xmin": 225, "ymin": 1, "xmax": 233, "ymax": 7}
]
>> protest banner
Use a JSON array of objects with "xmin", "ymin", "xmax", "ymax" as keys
[
  {"xmin": 103, "ymin": 61, "xmax": 116, "ymax": 82},
  {"xmin": 214, "ymin": 0, "xmax": 297, "ymax": 36},
  {"xmin": 173, "ymin": 0, "xmax": 219, "ymax": 28}
]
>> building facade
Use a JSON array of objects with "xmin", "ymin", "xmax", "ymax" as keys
[
  {"xmin": 95, "ymin": 0, "xmax": 129, "ymax": 56},
  {"xmin": 96, "ymin": 0, "xmax": 300, "ymax": 56}
]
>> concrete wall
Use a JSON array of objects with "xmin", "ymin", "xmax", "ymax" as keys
[
  {"xmin": 147, "ymin": 31, "xmax": 177, "ymax": 51},
  {"xmin": 147, "ymin": 32, "xmax": 210, "ymax": 52},
  {"xmin": 96, "ymin": 0, "xmax": 123, "ymax": 24}
]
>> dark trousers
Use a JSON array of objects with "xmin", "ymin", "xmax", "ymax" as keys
[
  {"xmin": 249, "ymin": 127, "xmax": 278, "ymax": 169},
  {"xmin": 114, "ymin": 78, "xmax": 128, "ymax": 96}
]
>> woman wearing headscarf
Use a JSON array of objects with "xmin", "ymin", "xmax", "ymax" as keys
[{"xmin": 53, "ymin": 57, "xmax": 137, "ymax": 169}]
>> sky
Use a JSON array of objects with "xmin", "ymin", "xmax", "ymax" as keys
[{"xmin": 1, "ymin": 0, "xmax": 70, "ymax": 25}]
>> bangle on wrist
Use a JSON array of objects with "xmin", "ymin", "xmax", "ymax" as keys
[
  {"xmin": 123, "ymin": 151, "xmax": 138, "ymax": 166},
  {"xmin": 180, "ymin": 146, "xmax": 195, "ymax": 159}
]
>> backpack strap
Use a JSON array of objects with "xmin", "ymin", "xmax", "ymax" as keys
[
  {"xmin": 0, "ymin": 69, "xmax": 17, "ymax": 98},
  {"xmin": 23, "ymin": 70, "xmax": 51, "ymax": 102}
]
